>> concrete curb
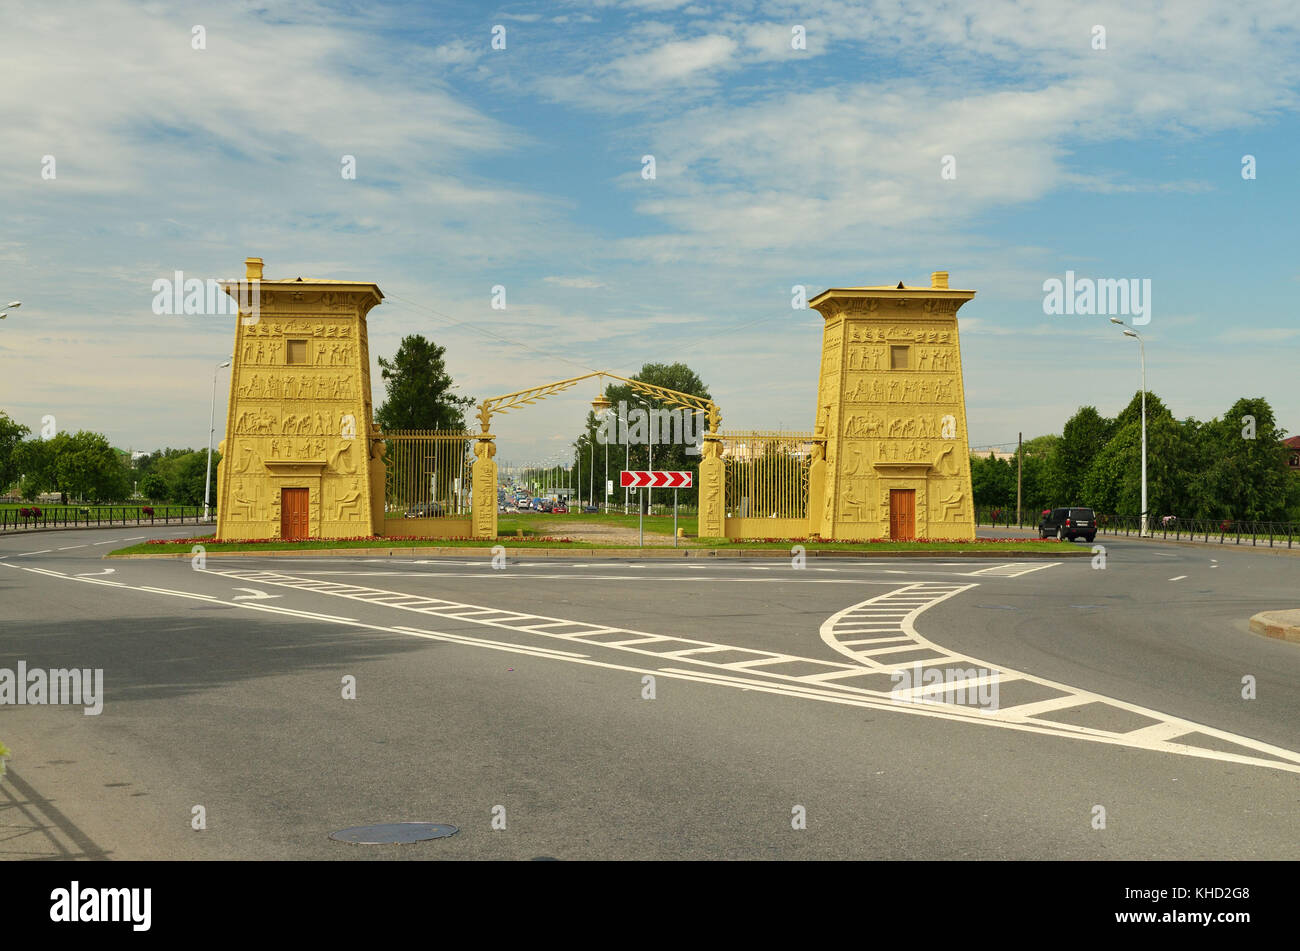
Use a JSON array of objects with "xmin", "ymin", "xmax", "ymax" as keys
[
  {"xmin": 108, "ymin": 545, "xmax": 1087, "ymax": 561},
  {"xmin": 1248, "ymin": 610, "xmax": 1300, "ymax": 644}
]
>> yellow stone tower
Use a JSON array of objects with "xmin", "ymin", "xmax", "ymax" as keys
[
  {"xmin": 215, "ymin": 258, "xmax": 386, "ymax": 540},
  {"xmin": 808, "ymin": 271, "xmax": 976, "ymax": 541}
]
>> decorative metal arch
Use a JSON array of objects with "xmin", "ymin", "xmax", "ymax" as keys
[{"xmin": 475, "ymin": 370, "xmax": 721, "ymax": 436}]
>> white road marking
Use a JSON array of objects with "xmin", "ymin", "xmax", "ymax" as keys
[
  {"xmin": 819, "ymin": 585, "xmax": 1300, "ymax": 772},
  {"xmin": 57, "ymin": 545, "xmax": 87, "ymax": 551},
  {"xmin": 968, "ymin": 562, "xmax": 1062, "ymax": 578},
  {"xmin": 7, "ymin": 560, "xmax": 1300, "ymax": 773},
  {"xmin": 75, "ymin": 568, "xmax": 116, "ymax": 577},
  {"xmin": 15, "ymin": 550, "xmax": 52, "ymax": 556},
  {"xmin": 125, "ymin": 536, "xmax": 146, "ymax": 541},
  {"xmin": 1169, "ymin": 575, "xmax": 1187, "ymax": 582},
  {"xmin": 232, "ymin": 587, "xmax": 281, "ymax": 601},
  {"xmin": 93, "ymin": 540, "xmax": 116, "ymax": 546}
]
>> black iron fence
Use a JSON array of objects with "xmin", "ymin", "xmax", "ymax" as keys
[
  {"xmin": 0, "ymin": 505, "xmax": 213, "ymax": 532},
  {"xmin": 975, "ymin": 508, "xmax": 1298, "ymax": 548}
]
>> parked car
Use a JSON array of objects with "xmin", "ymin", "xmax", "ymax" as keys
[
  {"xmin": 405, "ymin": 502, "xmax": 445, "ymax": 518},
  {"xmin": 1038, "ymin": 506, "xmax": 1096, "ymax": 542},
  {"xmin": 552, "ymin": 503, "xmax": 569, "ymax": 514},
  {"xmin": 583, "ymin": 505, "xmax": 598, "ymax": 513},
  {"xmin": 516, "ymin": 500, "xmax": 531, "ymax": 510}
]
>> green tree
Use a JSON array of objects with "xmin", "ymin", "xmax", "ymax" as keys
[
  {"xmin": 1019, "ymin": 434, "xmax": 1060, "ymax": 515},
  {"xmin": 1191, "ymin": 398, "xmax": 1291, "ymax": 521},
  {"xmin": 593, "ymin": 363, "xmax": 713, "ymax": 507},
  {"xmin": 139, "ymin": 471, "xmax": 169, "ymax": 502},
  {"xmin": 1054, "ymin": 406, "xmax": 1114, "ymax": 503},
  {"xmin": 18, "ymin": 431, "xmax": 130, "ymax": 501},
  {"xmin": 0, "ymin": 413, "xmax": 31, "ymax": 495},
  {"xmin": 1080, "ymin": 403, "xmax": 1192, "ymax": 519},
  {"xmin": 970, "ymin": 453, "xmax": 1015, "ymax": 508},
  {"xmin": 375, "ymin": 335, "xmax": 474, "ymax": 432},
  {"xmin": 165, "ymin": 451, "xmax": 213, "ymax": 507}
]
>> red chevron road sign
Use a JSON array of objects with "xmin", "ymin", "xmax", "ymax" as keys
[{"xmin": 620, "ymin": 470, "xmax": 693, "ymax": 489}]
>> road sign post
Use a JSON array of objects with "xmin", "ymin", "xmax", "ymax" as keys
[
  {"xmin": 619, "ymin": 470, "xmax": 693, "ymax": 489},
  {"xmin": 621, "ymin": 471, "xmax": 692, "ymax": 549}
]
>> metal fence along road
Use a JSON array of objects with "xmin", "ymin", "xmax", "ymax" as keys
[
  {"xmin": 0, "ymin": 506, "xmax": 211, "ymax": 532},
  {"xmin": 975, "ymin": 509, "xmax": 1299, "ymax": 549}
]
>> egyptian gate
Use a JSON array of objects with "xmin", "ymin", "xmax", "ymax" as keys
[
  {"xmin": 211, "ymin": 258, "xmax": 976, "ymax": 543},
  {"xmin": 215, "ymin": 258, "xmax": 386, "ymax": 541},
  {"xmin": 804, "ymin": 271, "xmax": 976, "ymax": 541}
]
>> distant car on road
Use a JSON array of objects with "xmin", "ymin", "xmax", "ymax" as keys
[
  {"xmin": 405, "ymin": 502, "xmax": 445, "ymax": 518},
  {"xmin": 516, "ymin": 500, "xmax": 531, "ymax": 510},
  {"xmin": 583, "ymin": 505, "xmax": 598, "ymax": 513},
  {"xmin": 552, "ymin": 503, "xmax": 568, "ymax": 514},
  {"xmin": 1038, "ymin": 507, "xmax": 1096, "ymax": 542}
]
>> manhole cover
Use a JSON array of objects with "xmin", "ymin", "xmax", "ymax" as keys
[{"xmin": 329, "ymin": 822, "xmax": 459, "ymax": 845}]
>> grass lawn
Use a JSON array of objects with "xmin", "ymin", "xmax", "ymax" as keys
[
  {"xmin": 109, "ymin": 532, "xmax": 1075, "ymax": 556},
  {"xmin": 500, "ymin": 511, "xmax": 695, "ymax": 535}
]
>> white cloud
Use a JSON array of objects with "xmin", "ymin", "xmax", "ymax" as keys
[{"xmin": 544, "ymin": 276, "xmax": 608, "ymax": 288}]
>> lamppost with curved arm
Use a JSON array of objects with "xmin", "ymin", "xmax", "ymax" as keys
[
  {"xmin": 0, "ymin": 301, "xmax": 22, "ymax": 320},
  {"xmin": 203, "ymin": 358, "xmax": 232, "ymax": 521},
  {"xmin": 1109, "ymin": 318, "xmax": 1147, "ymax": 536}
]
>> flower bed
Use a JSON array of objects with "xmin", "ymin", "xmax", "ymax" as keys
[{"xmin": 149, "ymin": 535, "xmax": 578, "ymax": 545}]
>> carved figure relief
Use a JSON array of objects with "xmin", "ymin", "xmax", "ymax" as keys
[
  {"xmin": 334, "ymin": 480, "xmax": 363, "ymax": 520},
  {"xmin": 937, "ymin": 487, "xmax": 964, "ymax": 520}
]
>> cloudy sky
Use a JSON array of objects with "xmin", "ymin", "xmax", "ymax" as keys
[{"xmin": 2, "ymin": 0, "xmax": 1298, "ymax": 465}]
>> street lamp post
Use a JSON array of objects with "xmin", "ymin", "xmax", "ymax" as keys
[
  {"xmin": 203, "ymin": 359, "xmax": 231, "ymax": 521},
  {"xmin": 1110, "ymin": 318, "xmax": 1148, "ymax": 536},
  {"xmin": 0, "ymin": 301, "xmax": 22, "ymax": 320}
]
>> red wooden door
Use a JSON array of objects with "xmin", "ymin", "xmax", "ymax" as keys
[
  {"xmin": 281, "ymin": 488, "xmax": 310, "ymax": 540},
  {"xmin": 889, "ymin": 489, "xmax": 915, "ymax": 540}
]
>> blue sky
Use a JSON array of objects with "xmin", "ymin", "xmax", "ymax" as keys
[{"xmin": 2, "ymin": 0, "xmax": 1298, "ymax": 464}]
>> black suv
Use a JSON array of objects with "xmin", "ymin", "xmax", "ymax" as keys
[
  {"xmin": 404, "ymin": 502, "xmax": 445, "ymax": 518},
  {"xmin": 1038, "ymin": 507, "xmax": 1096, "ymax": 542}
]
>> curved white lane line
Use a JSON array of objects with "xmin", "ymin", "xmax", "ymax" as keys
[{"xmin": 820, "ymin": 584, "xmax": 1300, "ymax": 772}]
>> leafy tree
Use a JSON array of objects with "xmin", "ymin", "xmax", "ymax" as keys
[
  {"xmin": 0, "ymin": 413, "xmax": 31, "ymax": 495},
  {"xmin": 1019, "ymin": 434, "xmax": 1060, "ymax": 514},
  {"xmin": 1114, "ymin": 390, "xmax": 1170, "ymax": 433},
  {"xmin": 18, "ymin": 431, "xmax": 130, "ymax": 501},
  {"xmin": 592, "ymin": 363, "xmax": 713, "ymax": 507},
  {"xmin": 139, "ymin": 472, "xmax": 169, "ymax": 502},
  {"xmin": 1054, "ymin": 406, "xmax": 1114, "ymax": 503},
  {"xmin": 1080, "ymin": 405, "xmax": 1194, "ymax": 519},
  {"xmin": 375, "ymin": 335, "xmax": 474, "ymax": 432},
  {"xmin": 970, "ymin": 453, "xmax": 1015, "ymax": 508},
  {"xmin": 166, "ymin": 451, "xmax": 213, "ymax": 507},
  {"xmin": 1191, "ymin": 398, "xmax": 1291, "ymax": 521}
]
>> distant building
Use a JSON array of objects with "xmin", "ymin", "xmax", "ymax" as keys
[
  {"xmin": 970, "ymin": 447, "xmax": 1016, "ymax": 462},
  {"xmin": 1284, "ymin": 435, "xmax": 1300, "ymax": 473}
]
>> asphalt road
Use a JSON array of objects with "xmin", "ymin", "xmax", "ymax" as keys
[{"xmin": 1, "ymin": 526, "xmax": 1297, "ymax": 860}]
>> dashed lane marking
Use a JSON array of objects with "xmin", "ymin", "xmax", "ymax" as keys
[
  {"xmin": 819, "ymin": 583, "xmax": 1300, "ymax": 773},
  {"xmin": 968, "ymin": 562, "xmax": 1062, "ymax": 578},
  {"xmin": 8, "ymin": 560, "xmax": 1294, "ymax": 774},
  {"xmin": 1169, "ymin": 576, "xmax": 1187, "ymax": 582}
]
